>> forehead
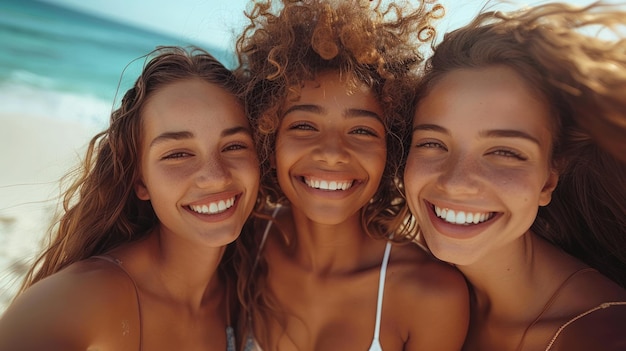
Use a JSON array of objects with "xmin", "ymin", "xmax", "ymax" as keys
[
  {"xmin": 419, "ymin": 66, "xmax": 551, "ymax": 124},
  {"xmin": 285, "ymin": 71, "xmax": 382, "ymax": 114},
  {"xmin": 142, "ymin": 78, "xmax": 246, "ymax": 132},
  {"xmin": 415, "ymin": 66, "xmax": 555, "ymax": 146}
]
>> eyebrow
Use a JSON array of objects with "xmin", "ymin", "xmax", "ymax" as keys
[
  {"xmin": 480, "ymin": 129, "xmax": 541, "ymax": 146},
  {"xmin": 149, "ymin": 126, "xmax": 251, "ymax": 148},
  {"xmin": 412, "ymin": 124, "xmax": 541, "ymax": 145},
  {"xmin": 150, "ymin": 131, "xmax": 193, "ymax": 147},
  {"xmin": 283, "ymin": 104, "xmax": 383, "ymax": 122},
  {"xmin": 412, "ymin": 123, "xmax": 447, "ymax": 133}
]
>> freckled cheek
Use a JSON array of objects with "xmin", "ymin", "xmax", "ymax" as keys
[
  {"xmin": 484, "ymin": 168, "xmax": 543, "ymax": 202},
  {"xmin": 404, "ymin": 156, "xmax": 438, "ymax": 181},
  {"xmin": 153, "ymin": 164, "xmax": 199, "ymax": 184}
]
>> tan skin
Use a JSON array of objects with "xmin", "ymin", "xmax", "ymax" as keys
[
  {"xmin": 257, "ymin": 71, "xmax": 469, "ymax": 351},
  {"xmin": 0, "ymin": 78, "xmax": 260, "ymax": 351},
  {"xmin": 404, "ymin": 66, "xmax": 626, "ymax": 351}
]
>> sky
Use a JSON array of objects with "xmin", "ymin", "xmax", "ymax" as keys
[{"xmin": 39, "ymin": 0, "xmax": 619, "ymax": 52}]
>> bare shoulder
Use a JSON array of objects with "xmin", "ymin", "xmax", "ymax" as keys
[
  {"xmin": 387, "ymin": 242, "xmax": 468, "ymax": 298},
  {"xmin": 0, "ymin": 258, "xmax": 138, "ymax": 350},
  {"xmin": 549, "ymin": 303, "xmax": 626, "ymax": 351},
  {"xmin": 385, "ymin": 242, "xmax": 470, "ymax": 351}
]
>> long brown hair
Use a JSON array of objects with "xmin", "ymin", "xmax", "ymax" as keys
[
  {"xmin": 19, "ymin": 46, "xmax": 245, "ymax": 292},
  {"xmin": 412, "ymin": 2, "xmax": 626, "ymax": 287}
]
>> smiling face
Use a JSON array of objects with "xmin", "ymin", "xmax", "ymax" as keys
[
  {"xmin": 404, "ymin": 66, "xmax": 559, "ymax": 266},
  {"xmin": 135, "ymin": 78, "xmax": 259, "ymax": 247},
  {"xmin": 274, "ymin": 70, "xmax": 387, "ymax": 225}
]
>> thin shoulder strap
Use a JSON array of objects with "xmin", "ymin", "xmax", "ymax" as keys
[
  {"xmin": 373, "ymin": 242, "xmax": 392, "ymax": 339},
  {"xmin": 517, "ymin": 267, "xmax": 596, "ymax": 351},
  {"xmin": 544, "ymin": 301, "xmax": 626, "ymax": 351},
  {"xmin": 252, "ymin": 205, "xmax": 282, "ymax": 272},
  {"xmin": 92, "ymin": 255, "xmax": 143, "ymax": 351}
]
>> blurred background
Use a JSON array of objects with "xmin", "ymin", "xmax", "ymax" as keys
[{"xmin": 0, "ymin": 0, "xmax": 616, "ymax": 313}]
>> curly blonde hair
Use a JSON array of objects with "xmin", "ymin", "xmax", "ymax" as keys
[{"xmin": 413, "ymin": 2, "xmax": 626, "ymax": 287}]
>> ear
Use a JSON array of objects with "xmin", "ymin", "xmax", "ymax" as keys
[
  {"xmin": 135, "ymin": 179, "xmax": 150, "ymax": 200},
  {"xmin": 538, "ymin": 168, "xmax": 559, "ymax": 206}
]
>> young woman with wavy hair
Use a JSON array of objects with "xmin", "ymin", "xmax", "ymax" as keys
[
  {"xmin": 404, "ymin": 2, "xmax": 626, "ymax": 350},
  {"xmin": 0, "ymin": 46, "xmax": 260, "ymax": 351}
]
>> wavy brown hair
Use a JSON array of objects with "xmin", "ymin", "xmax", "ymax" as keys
[
  {"xmin": 233, "ymin": 0, "xmax": 444, "ymax": 348},
  {"xmin": 411, "ymin": 2, "xmax": 626, "ymax": 287},
  {"xmin": 18, "ymin": 46, "xmax": 246, "ymax": 294}
]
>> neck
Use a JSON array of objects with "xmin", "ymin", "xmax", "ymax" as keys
[
  {"xmin": 459, "ymin": 233, "xmax": 584, "ymax": 325},
  {"xmin": 286, "ymin": 207, "xmax": 377, "ymax": 275},
  {"xmin": 149, "ymin": 230, "xmax": 227, "ymax": 310},
  {"xmin": 460, "ymin": 233, "xmax": 548, "ymax": 323}
]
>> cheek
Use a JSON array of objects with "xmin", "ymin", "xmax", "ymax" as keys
[
  {"xmin": 403, "ymin": 155, "xmax": 432, "ymax": 190},
  {"xmin": 367, "ymin": 147, "xmax": 387, "ymax": 178},
  {"xmin": 486, "ymin": 167, "xmax": 546, "ymax": 204}
]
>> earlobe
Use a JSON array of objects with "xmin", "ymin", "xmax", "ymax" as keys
[
  {"xmin": 538, "ymin": 169, "xmax": 559, "ymax": 206},
  {"xmin": 135, "ymin": 180, "xmax": 150, "ymax": 200}
]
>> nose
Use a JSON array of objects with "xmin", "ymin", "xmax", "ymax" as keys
[
  {"xmin": 196, "ymin": 153, "xmax": 232, "ymax": 188},
  {"xmin": 437, "ymin": 152, "xmax": 481, "ymax": 195},
  {"xmin": 311, "ymin": 130, "xmax": 350, "ymax": 165}
]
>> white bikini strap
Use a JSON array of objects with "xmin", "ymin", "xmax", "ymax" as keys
[{"xmin": 373, "ymin": 242, "xmax": 392, "ymax": 339}]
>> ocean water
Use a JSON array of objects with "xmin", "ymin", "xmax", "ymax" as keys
[
  {"xmin": 0, "ymin": 0, "xmax": 235, "ymax": 312},
  {"xmin": 0, "ymin": 0, "xmax": 234, "ymax": 126}
]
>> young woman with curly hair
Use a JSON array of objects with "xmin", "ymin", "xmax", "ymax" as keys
[
  {"xmin": 235, "ymin": 1, "xmax": 469, "ymax": 350},
  {"xmin": 404, "ymin": 2, "xmax": 626, "ymax": 350}
]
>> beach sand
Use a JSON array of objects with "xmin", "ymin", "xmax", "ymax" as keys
[{"xmin": 0, "ymin": 113, "xmax": 100, "ymax": 313}]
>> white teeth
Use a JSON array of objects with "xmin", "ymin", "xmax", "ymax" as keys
[
  {"xmin": 434, "ymin": 205, "xmax": 493, "ymax": 225},
  {"xmin": 189, "ymin": 197, "xmax": 235, "ymax": 215},
  {"xmin": 304, "ymin": 178, "xmax": 353, "ymax": 191}
]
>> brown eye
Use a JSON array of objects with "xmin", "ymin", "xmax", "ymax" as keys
[
  {"xmin": 162, "ymin": 152, "xmax": 191, "ymax": 160},
  {"xmin": 491, "ymin": 149, "xmax": 527, "ymax": 161},
  {"xmin": 288, "ymin": 122, "xmax": 316, "ymax": 130},
  {"xmin": 350, "ymin": 127, "xmax": 379, "ymax": 137},
  {"xmin": 416, "ymin": 141, "xmax": 447, "ymax": 151}
]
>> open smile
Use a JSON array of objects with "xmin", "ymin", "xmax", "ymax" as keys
[
  {"xmin": 188, "ymin": 195, "xmax": 237, "ymax": 215},
  {"xmin": 432, "ymin": 204, "xmax": 496, "ymax": 225},
  {"xmin": 301, "ymin": 176, "xmax": 355, "ymax": 191}
]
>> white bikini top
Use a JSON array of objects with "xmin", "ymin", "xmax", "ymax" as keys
[{"xmin": 249, "ymin": 206, "xmax": 392, "ymax": 351}]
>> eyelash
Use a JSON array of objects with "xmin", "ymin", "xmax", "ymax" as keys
[
  {"xmin": 491, "ymin": 149, "xmax": 527, "ymax": 160},
  {"xmin": 223, "ymin": 143, "xmax": 249, "ymax": 152},
  {"xmin": 416, "ymin": 141, "xmax": 447, "ymax": 151},
  {"xmin": 288, "ymin": 122, "xmax": 379, "ymax": 137},
  {"xmin": 350, "ymin": 127, "xmax": 379, "ymax": 137},
  {"xmin": 415, "ymin": 142, "xmax": 527, "ymax": 161},
  {"xmin": 162, "ymin": 152, "xmax": 191, "ymax": 160},
  {"xmin": 289, "ymin": 122, "xmax": 316, "ymax": 131}
]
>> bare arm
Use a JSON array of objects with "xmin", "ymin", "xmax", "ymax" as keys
[{"xmin": 0, "ymin": 261, "xmax": 138, "ymax": 351}]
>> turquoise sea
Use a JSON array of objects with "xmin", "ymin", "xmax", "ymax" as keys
[{"xmin": 0, "ymin": 0, "xmax": 234, "ymax": 127}]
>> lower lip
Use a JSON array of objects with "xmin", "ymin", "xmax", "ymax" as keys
[
  {"xmin": 425, "ymin": 202, "xmax": 499, "ymax": 240},
  {"xmin": 186, "ymin": 197, "xmax": 241, "ymax": 222}
]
